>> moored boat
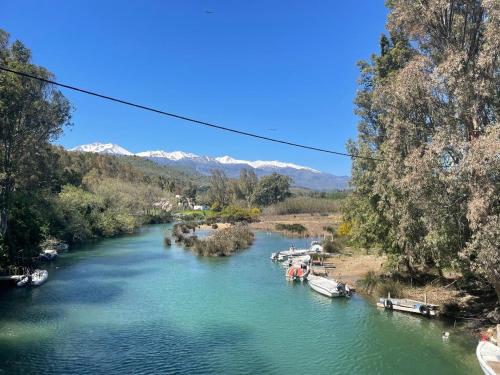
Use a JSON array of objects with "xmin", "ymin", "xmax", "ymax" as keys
[
  {"xmin": 376, "ymin": 296, "xmax": 438, "ymax": 317},
  {"xmin": 477, "ymin": 340, "xmax": 500, "ymax": 375},
  {"xmin": 286, "ymin": 265, "xmax": 309, "ymax": 281},
  {"xmin": 39, "ymin": 249, "xmax": 58, "ymax": 261},
  {"xmin": 307, "ymin": 274, "xmax": 350, "ymax": 298},
  {"xmin": 30, "ymin": 269, "xmax": 48, "ymax": 286}
]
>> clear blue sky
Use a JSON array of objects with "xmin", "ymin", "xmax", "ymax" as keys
[{"xmin": 1, "ymin": 1, "xmax": 387, "ymax": 176}]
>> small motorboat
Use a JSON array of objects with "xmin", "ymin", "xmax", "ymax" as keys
[
  {"xmin": 376, "ymin": 296, "xmax": 439, "ymax": 317},
  {"xmin": 309, "ymin": 241, "xmax": 323, "ymax": 253},
  {"xmin": 477, "ymin": 340, "xmax": 500, "ymax": 375},
  {"xmin": 283, "ymin": 255, "xmax": 311, "ymax": 268},
  {"xmin": 307, "ymin": 275, "xmax": 350, "ymax": 298},
  {"xmin": 39, "ymin": 249, "xmax": 58, "ymax": 261},
  {"xmin": 30, "ymin": 269, "xmax": 48, "ymax": 286},
  {"xmin": 286, "ymin": 264, "xmax": 310, "ymax": 281}
]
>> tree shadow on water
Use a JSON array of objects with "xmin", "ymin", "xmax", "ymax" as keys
[{"xmin": 0, "ymin": 320, "xmax": 275, "ymax": 375}]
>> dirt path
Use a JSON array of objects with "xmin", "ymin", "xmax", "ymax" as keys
[{"xmin": 322, "ymin": 254, "xmax": 386, "ymax": 287}]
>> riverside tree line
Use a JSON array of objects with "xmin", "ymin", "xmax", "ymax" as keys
[{"xmin": 344, "ymin": 0, "xmax": 499, "ymax": 301}]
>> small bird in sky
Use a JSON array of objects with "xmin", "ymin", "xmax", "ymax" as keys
[{"xmin": 205, "ymin": 10, "xmax": 214, "ymax": 14}]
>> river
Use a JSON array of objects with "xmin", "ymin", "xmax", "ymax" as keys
[{"xmin": 0, "ymin": 224, "xmax": 481, "ymax": 374}]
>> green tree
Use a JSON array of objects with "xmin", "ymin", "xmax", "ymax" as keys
[
  {"xmin": 346, "ymin": 0, "xmax": 500, "ymax": 300},
  {"xmin": 252, "ymin": 173, "xmax": 291, "ymax": 206},
  {"xmin": 0, "ymin": 30, "xmax": 71, "ymax": 236},
  {"xmin": 208, "ymin": 170, "xmax": 230, "ymax": 209},
  {"xmin": 238, "ymin": 169, "xmax": 258, "ymax": 207}
]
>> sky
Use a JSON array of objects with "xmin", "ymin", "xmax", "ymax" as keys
[{"xmin": 1, "ymin": 1, "xmax": 388, "ymax": 176}]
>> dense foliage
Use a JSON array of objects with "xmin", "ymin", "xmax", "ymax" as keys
[
  {"xmin": 345, "ymin": 0, "xmax": 500, "ymax": 300},
  {"xmin": 172, "ymin": 223, "xmax": 254, "ymax": 256},
  {"xmin": 206, "ymin": 169, "xmax": 292, "ymax": 210}
]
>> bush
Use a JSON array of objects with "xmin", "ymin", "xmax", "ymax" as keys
[
  {"xmin": 275, "ymin": 223, "xmax": 307, "ymax": 235},
  {"xmin": 358, "ymin": 270, "xmax": 380, "ymax": 294},
  {"xmin": 192, "ymin": 225, "xmax": 255, "ymax": 256},
  {"xmin": 208, "ymin": 205, "xmax": 261, "ymax": 223},
  {"xmin": 377, "ymin": 280, "xmax": 403, "ymax": 298}
]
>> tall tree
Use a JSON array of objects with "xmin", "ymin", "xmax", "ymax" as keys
[
  {"xmin": 252, "ymin": 173, "xmax": 291, "ymax": 206},
  {"xmin": 346, "ymin": 1, "xmax": 499, "ymax": 298},
  {"xmin": 0, "ymin": 30, "xmax": 71, "ymax": 237},
  {"xmin": 208, "ymin": 170, "xmax": 230, "ymax": 209},
  {"xmin": 238, "ymin": 169, "xmax": 258, "ymax": 207}
]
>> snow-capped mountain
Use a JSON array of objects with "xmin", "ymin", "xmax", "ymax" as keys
[
  {"xmin": 136, "ymin": 150, "xmax": 199, "ymax": 160},
  {"xmin": 70, "ymin": 142, "xmax": 133, "ymax": 156},
  {"xmin": 69, "ymin": 142, "xmax": 350, "ymax": 190},
  {"xmin": 215, "ymin": 156, "xmax": 319, "ymax": 173}
]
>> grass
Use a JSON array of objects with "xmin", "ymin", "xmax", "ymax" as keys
[{"xmin": 264, "ymin": 196, "xmax": 342, "ymax": 215}]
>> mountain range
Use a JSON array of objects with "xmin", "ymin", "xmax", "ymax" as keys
[{"xmin": 70, "ymin": 142, "xmax": 350, "ymax": 191}]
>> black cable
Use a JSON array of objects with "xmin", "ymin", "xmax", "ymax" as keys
[{"xmin": 0, "ymin": 66, "xmax": 383, "ymax": 161}]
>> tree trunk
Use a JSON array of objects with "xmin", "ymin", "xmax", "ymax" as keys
[{"xmin": 0, "ymin": 207, "xmax": 7, "ymax": 236}]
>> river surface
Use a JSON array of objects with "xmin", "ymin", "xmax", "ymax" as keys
[{"xmin": 0, "ymin": 224, "xmax": 481, "ymax": 374}]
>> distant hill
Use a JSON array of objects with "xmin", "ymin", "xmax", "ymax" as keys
[{"xmin": 70, "ymin": 142, "xmax": 351, "ymax": 191}]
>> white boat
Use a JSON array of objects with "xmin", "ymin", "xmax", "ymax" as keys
[
  {"xmin": 309, "ymin": 241, "xmax": 323, "ymax": 253},
  {"xmin": 39, "ymin": 249, "xmax": 58, "ymax": 261},
  {"xmin": 376, "ymin": 297, "xmax": 438, "ymax": 317},
  {"xmin": 30, "ymin": 269, "xmax": 48, "ymax": 286},
  {"xmin": 477, "ymin": 340, "xmax": 500, "ymax": 375},
  {"xmin": 16, "ymin": 275, "xmax": 29, "ymax": 287},
  {"xmin": 277, "ymin": 246, "xmax": 311, "ymax": 261},
  {"xmin": 283, "ymin": 255, "xmax": 311, "ymax": 268},
  {"xmin": 307, "ymin": 274, "xmax": 350, "ymax": 298}
]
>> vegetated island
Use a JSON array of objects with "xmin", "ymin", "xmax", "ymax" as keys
[{"xmin": 171, "ymin": 222, "xmax": 254, "ymax": 256}]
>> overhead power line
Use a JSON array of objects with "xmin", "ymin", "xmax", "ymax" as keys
[{"xmin": 0, "ymin": 66, "xmax": 382, "ymax": 161}]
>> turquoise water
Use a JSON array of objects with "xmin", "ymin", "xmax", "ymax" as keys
[{"xmin": 0, "ymin": 224, "xmax": 481, "ymax": 374}]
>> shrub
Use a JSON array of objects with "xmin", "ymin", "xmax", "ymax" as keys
[
  {"xmin": 358, "ymin": 270, "xmax": 380, "ymax": 294},
  {"xmin": 192, "ymin": 225, "xmax": 255, "ymax": 256},
  {"xmin": 275, "ymin": 223, "xmax": 307, "ymax": 235},
  {"xmin": 377, "ymin": 280, "xmax": 403, "ymax": 298},
  {"xmin": 337, "ymin": 221, "xmax": 352, "ymax": 236}
]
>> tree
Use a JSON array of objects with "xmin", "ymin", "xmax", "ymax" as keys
[
  {"xmin": 208, "ymin": 170, "xmax": 230, "ymax": 209},
  {"xmin": 238, "ymin": 169, "xmax": 258, "ymax": 207},
  {"xmin": 346, "ymin": 0, "xmax": 499, "ymax": 299},
  {"xmin": 252, "ymin": 173, "xmax": 291, "ymax": 206},
  {"xmin": 0, "ymin": 30, "xmax": 71, "ymax": 237}
]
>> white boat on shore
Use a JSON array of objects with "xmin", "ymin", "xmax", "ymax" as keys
[
  {"xmin": 307, "ymin": 274, "xmax": 350, "ymax": 298},
  {"xmin": 477, "ymin": 340, "xmax": 500, "ymax": 375}
]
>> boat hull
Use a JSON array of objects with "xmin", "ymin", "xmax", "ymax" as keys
[{"xmin": 477, "ymin": 341, "xmax": 500, "ymax": 375}]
